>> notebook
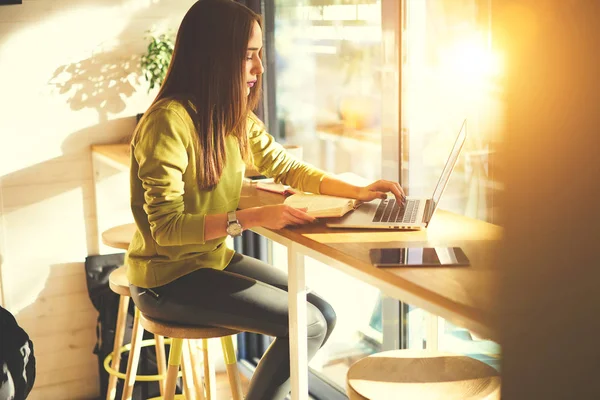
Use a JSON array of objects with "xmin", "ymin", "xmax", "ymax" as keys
[
  {"xmin": 283, "ymin": 193, "xmax": 361, "ymax": 218},
  {"xmin": 326, "ymin": 119, "xmax": 467, "ymax": 230},
  {"xmin": 255, "ymin": 174, "xmax": 364, "ymax": 217}
]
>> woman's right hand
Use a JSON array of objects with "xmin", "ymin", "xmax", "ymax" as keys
[{"xmin": 255, "ymin": 204, "xmax": 316, "ymax": 230}]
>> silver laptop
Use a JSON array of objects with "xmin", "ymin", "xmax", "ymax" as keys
[{"xmin": 326, "ymin": 120, "xmax": 467, "ymax": 230}]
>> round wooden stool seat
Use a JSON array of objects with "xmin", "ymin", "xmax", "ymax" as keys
[
  {"xmin": 138, "ymin": 313, "xmax": 244, "ymax": 400},
  {"xmin": 102, "ymin": 223, "xmax": 244, "ymax": 399},
  {"xmin": 108, "ymin": 266, "xmax": 130, "ymax": 297},
  {"xmin": 140, "ymin": 313, "xmax": 241, "ymax": 339},
  {"xmin": 101, "ymin": 223, "xmax": 137, "ymax": 250},
  {"xmin": 347, "ymin": 350, "xmax": 501, "ymax": 400}
]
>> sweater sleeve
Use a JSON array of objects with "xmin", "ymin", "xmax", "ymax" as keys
[
  {"xmin": 133, "ymin": 107, "xmax": 206, "ymax": 246},
  {"xmin": 247, "ymin": 112, "xmax": 328, "ymax": 194}
]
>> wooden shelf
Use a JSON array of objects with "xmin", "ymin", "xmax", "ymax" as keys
[{"xmin": 91, "ymin": 143, "xmax": 130, "ymax": 169}]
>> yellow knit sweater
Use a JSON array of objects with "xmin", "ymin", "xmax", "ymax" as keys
[{"xmin": 125, "ymin": 97, "xmax": 327, "ymax": 288}]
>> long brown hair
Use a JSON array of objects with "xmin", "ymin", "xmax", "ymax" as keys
[{"xmin": 145, "ymin": 0, "xmax": 262, "ymax": 189}]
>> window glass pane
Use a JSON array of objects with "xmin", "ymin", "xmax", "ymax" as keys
[
  {"xmin": 273, "ymin": 0, "xmax": 385, "ymax": 181},
  {"xmin": 270, "ymin": 0, "xmax": 394, "ymax": 391},
  {"xmin": 403, "ymin": 0, "xmax": 503, "ymax": 223},
  {"xmin": 438, "ymin": 318, "xmax": 501, "ymax": 370},
  {"xmin": 403, "ymin": 0, "xmax": 502, "ymax": 367},
  {"xmin": 270, "ymin": 241, "xmax": 383, "ymax": 392}
]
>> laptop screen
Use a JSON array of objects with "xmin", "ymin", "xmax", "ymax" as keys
[{"xmin": 429, "ymin": 120, "xmax": 467, "ymax": 216}]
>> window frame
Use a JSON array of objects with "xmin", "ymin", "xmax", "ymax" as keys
[{"xmin": 236, "ymin": 1, "xmax": 407, "ymax": 398}]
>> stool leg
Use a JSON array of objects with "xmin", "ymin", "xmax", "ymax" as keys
[
  {"xmin": 188, "ymin": 340, "xmax": 206, "ymax": 400},
  {"xmin": 106, "ymin": 295, "xmax": 130, "ymax": 400},
  {"xmin": 221, "ymin": 336, "xmax": 243, "ymax": 400},
  {"xmin": 154, "ymin": 335, "xmax": 167, "ymax": 396},
  {"xmin": 121, "ymin": 308, "xmax": 144, "ymax": 400},
  {"xmin": 164, "ymin": 338, "xmax": 184, "ymax": 400},
  {"xmin": 181, "ymin": 340, "xmax": 196, "ymax": 400},
  {"xmin": 202, "ymin": 339, "xmax": 216, "ymax": 400}
]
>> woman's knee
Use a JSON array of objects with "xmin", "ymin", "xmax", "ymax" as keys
[
  {"xmin": 308, "ymin": 293, "xmax": 337, "ymax": 339},
  {"xmin": 306, "ymin": 304, "xmax": 328, "ymax": 343}
]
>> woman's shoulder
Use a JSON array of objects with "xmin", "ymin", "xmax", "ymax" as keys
[
  {"xmin": 140, "ymin": 97, "xmax": 196, "ymax": 131},
  {"xmin": 147, "ymin": 96, "xmax": 196, "ymax": 120},
  {"xmin": 133, "ymin": 97, "xmax": 196, "ymax": 145}
]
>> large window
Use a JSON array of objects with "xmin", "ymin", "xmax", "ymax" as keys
[
  {"xmin": 238, "ymin": 1, "xmax": 503, "ymax": 397},
  {"xmin": 402, "ymin": 0, "xmax": 502, "ymax": 223},
  {"xmin": 402, "ymin": 0, "xmax": 502, "ymax": 368},
  {"xmin": 261, "ymin": 0, "xmax": 398, "ymax": 396},
  {"xmin": 269, "ymin": 0, "xmax": 389, "ymax": 181}
]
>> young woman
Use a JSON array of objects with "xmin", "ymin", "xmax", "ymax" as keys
[{"xmin": 126, "ymin": 0, "xmax": 405, "ymax": 398}]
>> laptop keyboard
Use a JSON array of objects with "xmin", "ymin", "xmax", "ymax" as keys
[{"xmin": 372, "ymin": 198, "xmax": 420, "ymax": 224}]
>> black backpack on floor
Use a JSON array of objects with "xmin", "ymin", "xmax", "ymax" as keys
[
  {"xmin": 84, "ymin": 253, "xmax": 178, "ymax": 399},
  {"xmin": 0, "ymin": 305, "xmax": 36, "ymax": 400}
]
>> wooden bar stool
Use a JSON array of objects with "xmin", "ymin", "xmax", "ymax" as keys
[
  {"xmin": 102, "ymin": 223, "xmax": 168, "ymax": 400},
  {"xmin": 103, "ymin": 223, "xmax": 243, "ymax": 399},
  {"xmin": 134, "ymin": 313, "xmax": 244, "ymax": 400},
  {"xmin": 105, "ymin": 266, "xmax": 169, "ymax": 400},
  {"xmin": 346, "ymin": 349, "xmax": 501, "ymax": 400},
  {"xmin": 101, "ymin": 223, "xmax": 137, "ymax": 251}
]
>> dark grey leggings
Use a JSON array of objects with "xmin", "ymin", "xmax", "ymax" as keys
[{"xmin": 130, "ymin": 253, "xmax": 337, "ymax": 400}]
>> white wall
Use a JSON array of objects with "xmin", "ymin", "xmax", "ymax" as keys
[{"xmin": 0, "ymin": 1, "xmax": 195, "ymax": 398}]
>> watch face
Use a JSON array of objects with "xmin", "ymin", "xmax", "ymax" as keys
[{"xmin": 227, "ymin": 222, "xmax": 243, "ymax": 237}]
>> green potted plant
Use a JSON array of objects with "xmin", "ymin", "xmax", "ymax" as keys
[
  {"xmin": 137, "ymin": 30, "xmax": 175, "ymax": 122},
  {"xmin": 140, "ymin": 30, "xmax": 175, "ymax": 93}
]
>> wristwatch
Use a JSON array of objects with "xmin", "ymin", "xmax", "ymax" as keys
[{"xmin": 226, "ymin": 210, "xmax": 243, "ymax": 237}]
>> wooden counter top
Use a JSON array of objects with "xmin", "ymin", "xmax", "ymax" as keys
[{"xmin": 92, "ymin": 144, "xmax": 502, "ymax": 341}]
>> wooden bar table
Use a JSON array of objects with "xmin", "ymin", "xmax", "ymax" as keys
[{"xmin": 92, "ymin": 144, "xmax": 502, "ymax": 400}]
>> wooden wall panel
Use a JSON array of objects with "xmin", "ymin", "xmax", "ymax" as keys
[
  {"xmin": 0, "ymin": 0, "xmax": 196, "ymax": 398},
  {"xmin": 33, "ymin": 363, "xmax": 98, "ymax": 389},
  {"xmin": 27, "ymin": 379, "xmax": 99, "ymax": 400},
  {"xmin": 19, "ymin": 309, "xmax": 98, "ymax": 339},
  {"xmin": 0, "ymin": 176, "xmax": 5, "ymax": 307},
  {"xmin": 31, "ymin": 328, "xmax": 97, "ymax": 358},
  {"xmin": 35, "ymin": 347, "xmax": 99, "ymax": 375}
]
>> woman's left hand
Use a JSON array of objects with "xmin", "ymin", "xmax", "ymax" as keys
[{"xmin": 357, "ymin": 180, "xmax": 406, "ymax": 204}]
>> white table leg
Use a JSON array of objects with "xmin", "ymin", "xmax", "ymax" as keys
[
  {"xmin": 288, "ymin": 243, "xmax": 309, "ymax": 400},
  {"xmin": 426, "ymin": 312, "xmax": 439, "ymax": 351}
]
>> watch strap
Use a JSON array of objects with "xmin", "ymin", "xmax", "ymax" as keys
[{"xmin": 227, "ymin": 211, "xmax": 238, "ymax": 224}]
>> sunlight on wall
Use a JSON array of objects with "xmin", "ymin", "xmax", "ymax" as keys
[
  {"xmin": 0, "ymin": 0, "xmax": 168, "ymax": 177},
  {"xmin": 0, "ymin": 0, "xmax": 194, "ymax": 314},
  {"xmin": 2, "ymin": 187, "xmax": 89, "ymax": 313},
  {"xmin": 0, "ymin": 1, "xmax": 195, "ymax": 396}
]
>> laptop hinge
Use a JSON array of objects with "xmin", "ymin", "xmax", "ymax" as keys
[{"xmin": 423, "ymin": 199, "xmax": 435, "ymax": 225}]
